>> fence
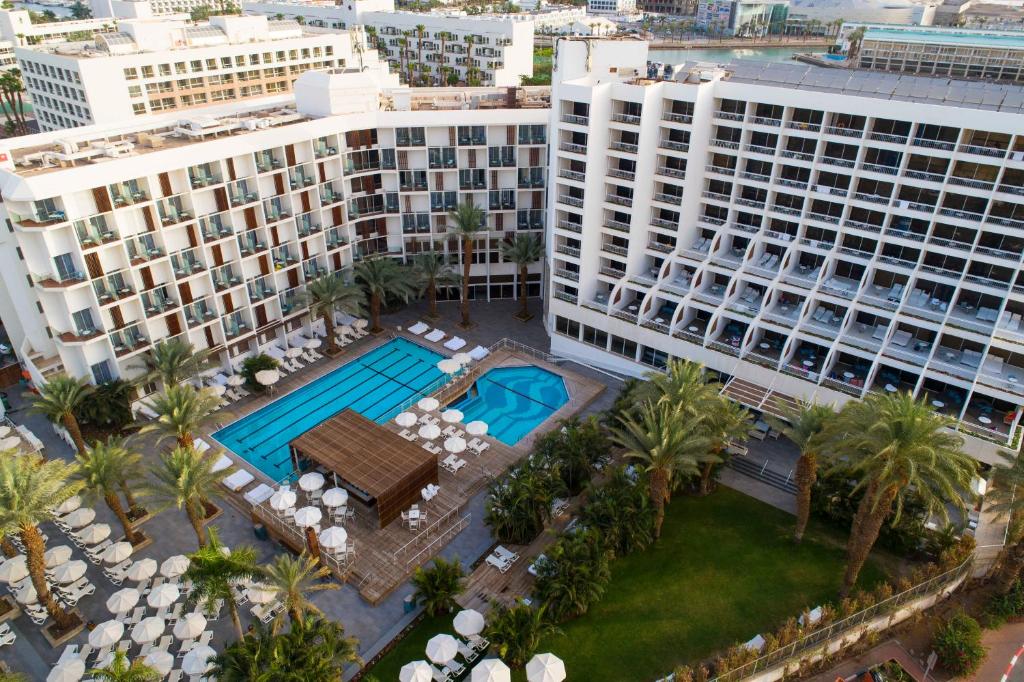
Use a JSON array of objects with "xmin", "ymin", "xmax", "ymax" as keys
[
  {"xmin": 404, "ymin": 514, "xmax": 472, "ymax": 568},
  {"xmin": 691, "ymin": 557, "xmax": 973, "ymax": 682},
  {"xmin": 489, "ymin": 337, "xmax": 556, "ymax": 363},
  {"xmin": 391, "ymin": 504, "xmax": 464, "ymax": 564}
]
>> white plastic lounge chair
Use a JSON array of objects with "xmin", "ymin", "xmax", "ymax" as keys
[
  {"xmin": 222, "ymin": 469, "xmax": 255, "ymax": 492},
  {"xmin": 468, "ymin": 345, "xmax": 489, "ymax": 361},
  {"xmin": 244, "ymin": 483, "xmax": 274, "ymax": 506},
  {"xmin": 424, "ymin": 329, "xmax": 445, "ymax": 343},
  {"xmin": 444, "ymin": 337, "xmax": 467, "ymax": 351},
  {"xmin": 194, "ymin": 438, "xmax": 211, "ymax": 453},
  {"xmin": 211, "ymin": 454, "xmax": 233, "ymax": 473},
  {"xmin": 408, "ymin": 321, "xmax": 430, "ymax": 335},
  {"xmin": 485, "ymin": 554, "xmax": 511, "ymax": 573}
]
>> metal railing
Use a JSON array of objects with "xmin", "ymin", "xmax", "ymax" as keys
[
  {"xmin": 391, "ymin": 505, "xmax": 464, "ymax": 563},
  {"xmin": 397, "ymin": 510, "xmax": 472, "ymax": 567},
  {"xmin": 488, "ymin": 337, "xmax": 556, "ymax": 363}
]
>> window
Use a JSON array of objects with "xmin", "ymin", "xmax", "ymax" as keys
[
  {"xmin": 90, "ymin": 360, "xmax": 113, "ymax": 384},
  {"xmin": 141, "ymin": 65, "xmax": 154, "ymax": 78},
  {"xmin": 581, "ymin": 325, "xmax": 607, "ymax": 349},
  {"xmin": 555, "ymin": 315, "xmax": 580, "ymax": 338},
  {"xmin": 158, "ymin": 63, "xmax": 171, "ymax": 76},
  {"xmin": 71, "ymin": 308, "xmax": 96, "ymax": 334},
  {"xmin": 123, "ymin": 67, "xmax": 138, "ymax": 80}
]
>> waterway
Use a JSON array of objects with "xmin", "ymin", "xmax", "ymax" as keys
[
  {"xmin": 11, "ymin": 1, "xmax": 74, "ymax": 17},
  {"xmin": 650, "ymin": 46, "xmax": 804, "ymax": 65}
]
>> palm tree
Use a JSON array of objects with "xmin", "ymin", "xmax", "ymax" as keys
[
  {"xmin": 580, "ymin": 466, "xmax": 655, "ymax": 557},
  {"xmin": 464, "ymin": 35, "xmax": 477, "ymax": 85},
  {"xmin": 140, "ymin": 384, "xmax": 221, "ymax": 449},
  {"xmin": 447, "ymin": 201, "xmax": 486, "ymax": 328},
  {"xmin": 484, "ymin": 601, "xmax": 559, "ymax": 669},
  {"xmin": 148, "ymin": 445, "xmax": 229, "ymax": 548},
  {"xmin": 829, "ymin": 392, "xmax": 975, "ymax": 594},
  {"xmin": 88, "ymin": 650, "xmax": 160, "ymax": 682},
  {"xmin": 846, "ymin": 26, "xmax": 867, "ymax": 61},
  {"xmin": 533, "ymin": 530, "xmax": 611, "ymax": 621},
  {"xmin": 768, "ymin": 400, "xmax": 836, "ymax": 543},
  {"xmin": 983, "ymin": 452, "xmax": 1024, "ymax": 593},
  {"xmin": 353, "ymin": 257, "xmax": 417, "ymax": 333},
  {"xmin": 499, "ymin": 234, "xmax": 542, "ymax": 321},
  {"xmin": 73, "ymin": 437, "xmax": 144, "ymax": 545},
  {"xmin": 0, "ymin": 69, "xmax": 28, "ymax": 135},
  {"xmin": 612, "ymin": 402, "xmax": 709, "ymax": 539},
  {"xmin": 184, "ymin": 527, "xmax": 260, "ymax": 638},
  {"xmin": 262, "ymin": 553, "xmax": 338, "ymax": 629},
  {"xmin": 643, "ymin": 359, "xmax": 720, "ymax": 413},
  {"xmin": 134, "ymin": 338, "xmax": 217, "ymax": 387},
  {"xmin": 211, "ymin": 615, "xmax": 359, "ymax": 681},
  {"xmin": 437, "ymin": 31, "xmax": 448, "ymax": 85},
  {"xmin": 28, "ymin": 373, "xmax": 92, "ymax": 455},
  {"xmin": 300, "ymin": 274, "xmax": 365, "ymax": 354},
  {"xmin": 0, "ymin": 452, "xmax": 82, "ymax": 631},
  {"xmin": 412, "ymin": 252, "xmax": 459, "ymax": 319},
  {"xmin": 415, "ymin": 24, "xmax": 426, "ymax": 85},
  {"xmin": 697, "ymin": 397, "xmax": 751, "ymax": 495},
  {"xmin": 411, "ymin": 556, "xmax": 465, "ymax": 616},
  {"xmin": 485, "ymin": 462, "xmax": 565, "ymax": 544}
]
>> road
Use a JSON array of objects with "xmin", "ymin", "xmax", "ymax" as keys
[{"xmin": 970, "ymin": 622, "xmax": 1024, "ymax": 682}]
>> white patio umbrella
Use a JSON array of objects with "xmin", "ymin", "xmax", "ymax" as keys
[
  {"xmin": 466, "ymin": 421, "xmax": 488, "ymax": 436},
  {"xmin": 444, "ymin": 436, "xmax": 466, "ymax": 454},
  {"xmin": 441, "ymin": 409, "xmax": 464, "ymax": 423},
  {"xmin": 143, "ymin": 650, "xmax": 174, "ymax": 676},
  {"xmin": 226, "ymin": 374, "xmax": 246, "ymax": 387},
  {"xmin": 0, "ymin": 556, "xmax": 27, "ymax": 583},
  {"xmin": 339, "ymin": 324, "xmax": 354, "ymax": 339},
  {"xmin": 293, "ymin": 506, "xmax": 322, "ymax": 528},
  {"xmin": 131, "ymin": 616, "xmax": 165, "ymax": 644},
  {"xmin": 472, "ymin": 659, "xmax": 512, "ymax": 682},
  {"xmin": 14, "ymin": 582, "xmax": 37, "ymax": 605},
  {"xmin": 453, "ymin": 609, "xmax": 485, "ymax": 637},
  {"xmin": 270, "ymin": 489, "xmax": 297, "ymax": 511},
  {"xmin": 0, "ymin": 436, "xmax": 20, "ymax": 450},
  {"xmin": 146, "ymin": 583, "xmax": 180, "ymax": 608},
  {"xmin": 106, "ymin": 587, "xmax": 140, "ymax": 615},
  {"xmin": 44, "ymin": 544, "xmax": 72, "ymax": 568},
  {"xmin": 208, "ymin": 383, "xmax": 226, "ymax": 397},
  {"xmin": 399, "ymin": 661, "xmax": 433, "ymax": 682},
  {"xmin": 54, "ymin": 495, "xmax": 81, "ymax": 514},
  {"xmin": 425, "ymin": 634, "xmax": 459, "ymax": 664},
  {"xmin": 285, "ymin": 347, "xmax": 304, "ymax": 359},
  {"xmin": 52, "ymin": 560, "xmax": 87, "ymax": 584},
  {"xmin": 64, "ymin": 507, "xmax": 96, "ymax": 529},
  {"xmin": 182, "ymin": 645, "xmax": 217, "ymax": 676},
  {"xmin": 305, "ymin": 338, "xmax": 322, "ymax": 350},
  {"xmin": 47, "ymin": 658, "xmax": 85, "ymax": 682},
  {"xmin": 437, "ymin": 359, "xmax": 461, "ymax": 374},
  {"xmin": 244, "ymin": 586, "xmax": 276, "ymax": 604},
  {"xmin": 92, "ymin": 652, "xmax": 115, "ymax": 670},
  {"xmin": 126, "ymin": 558, "xmax": 157, "ymax": 582},
  {"xmin": 319, "ymin": 526, "xmax": 348, "ymax": 549},
  {"xmin": 101, "ymin": 541, "xmax": 133, "ymax": 565},
  {"xmin": 299, "ymin": 471, "xmax": 325, "ymax": 491},
  {"xmin": 395, "ymin": 412, "xmax": 418, "ymax": 428},
  {"xmin": 89, "ymin": 620, "xmax": 124, "ymax": 648},
  {"xmin": 453, "ymin": 352, "xmax": 472, "ymax": 365},
  {"xmin": 173, "ymin": 612, "xmax": 207, "ymax": 640},
  {"xmin": 76, "ymin": 523, "xmax": 110, "ymax": 545},
  {"xmin": 0, "ymin": 426, "xmax": 9, "ymax": 439},
  {"xmin": 417, "ymin": 397, "xmax": 439, "ymax": 412},
  {"xmin": 160, "ymin": 555, "xmax": 190, "ymax": 578},
  {"xmin": 354, "ymin": 318, "xmax": 368, "ymax": 331},
  {"xmin": 526, "ymin": 653, "xmax": 566, "ymax": 682},
  {"xmin": 418, "ymin": 423, "xmax": 441, "ymax": 440},
  {"xmin": 255, "ymin": 369, "xmax": 281, "ymax": 388},
  {"xmin": 321, "ymin": 487, "xmax": 348, "ymax": 507}
]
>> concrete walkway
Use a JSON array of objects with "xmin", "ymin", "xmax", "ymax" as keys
[
  {"xmin": 969, "ymin": 621, "xmax": 1024, "ymax": 682},
  {"xmin": 806, "ymin": 640, "xmax": 933, "ymax": 682}
]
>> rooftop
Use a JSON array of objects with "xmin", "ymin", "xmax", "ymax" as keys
[{"xmin": 863, "ymin": 26, "xmax": 1024, "ymax": 49}]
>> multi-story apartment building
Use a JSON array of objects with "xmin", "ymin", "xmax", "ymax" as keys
[
  {"xmin": 839, "ymin": 23, "xmax": 1024, "ymax": 84},
  {"xmin": 16, "ymin": 15, "xmax": 381, "ymax": 132},
  {"xmin": 0, "ymin": 68, "xmax": 549, "ymax": 394},
  {"xmin": 547, "ymin": 38, "xmax": 1024, "ymax": 463},
  {"xmin": 242, "ymin": 1, "xmax": 534, "ymax": 87},
  {"xmin": 0, "ymin": 10, "xmax": 117, "ymax": 47},
  {"xmin": 587, "ymin": 0, "xmax": 636, "ymax": 17},
  {"xmin": 91, "ymin": 0, "xmax": 219, "ymax": 19},
  {"xmin": 695, "ymin": 0, "xmax": 789, "ymax": 36}
]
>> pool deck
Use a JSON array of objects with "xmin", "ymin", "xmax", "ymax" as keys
[{"xmin": 203, "ymin": 321, "xmax": 604, "ymax": 605}]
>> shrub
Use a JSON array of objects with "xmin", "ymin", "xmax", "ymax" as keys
[
  {"xmin": 410, "ymin": 556, "xmax": 465, "ymax": 617},
  {"xmin": 932, "ymin": 610, "xmax": 986, "ymax": 676},
  {"xmin": 986, "ymin": 580, "xmax": 1024, "ymax": 628},
  {"xmin": 484, "ymin": 601, "xmax": 559, "ymax": 668},
  {"xmin": 240, "ymin": 354, "xmax": 279, "ymax": 391},
  {"xmin": 533, "ymin": 417, "xmax": 610, "ymax": 495},
  {"xmin": 533, "ymin": 530, "xmax": 612, "ymax": 622},
  {"xmin": 579, "ymin": 466, "xmax": 655, "ymax": 557},
  {"xmin": 484, "ymin": 459, "xmax": 565, "ymax": 545}
]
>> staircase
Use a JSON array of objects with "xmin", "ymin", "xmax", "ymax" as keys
[{"xmin": 727, "ymin": 455, "xmax": 798, "ymax": 495}]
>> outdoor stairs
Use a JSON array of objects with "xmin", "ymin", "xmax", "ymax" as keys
[{"xmin": 726, "ymin": 454, "xmax": 798, "ymax": 496}]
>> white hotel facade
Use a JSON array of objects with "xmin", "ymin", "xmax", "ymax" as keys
[
  {"xmin": 0, "ymin": 70, "xmax": 548, "ymax": 397},
  {"xmin": 546, "ymin": 39, "xmax": 1024, "ymax": 463}
]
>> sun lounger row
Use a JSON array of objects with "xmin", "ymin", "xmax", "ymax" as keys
[
  {"xmin": 441, "ymin": 455, "xmax": 467, "ymax": 474},
  {"xmin": 485, "ymin": 545, "xmax": 520, "ymax": 573}
]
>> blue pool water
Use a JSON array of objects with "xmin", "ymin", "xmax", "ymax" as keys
[
  {"xmin": 452, "ymin": 366, "xmax": 569, "ymax": 446},
  {"xmin": 213, "ymin": 338, "xmax": 445, "ymax": 481}
]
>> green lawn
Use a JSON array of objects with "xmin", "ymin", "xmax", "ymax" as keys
[{"xmin": 365, "ymin": 488, "xmax": 886, "ymax": 681}]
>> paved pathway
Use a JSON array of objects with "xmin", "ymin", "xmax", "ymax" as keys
[
  {"xmin": 806, "ymin": 640, "xmax": 933, "ymax": 682},
  {"xmin": 970, "ymin": 621, "xmax": 1024, "ymax": 682}
]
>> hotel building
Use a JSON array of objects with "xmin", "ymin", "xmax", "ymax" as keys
[
  {"xmin": 0, "ymin": 69, "xmax": 548, "ymax": 398},
  {"xmin": 15, "ymin": 15, "xmax": 377, "ymax": 132},
  {"xmin": 546, "ymin": 38, "xmax": 1024, "ymax": 463}
]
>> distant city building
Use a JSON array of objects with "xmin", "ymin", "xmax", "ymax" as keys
[
  {"xmin": 15, "ymin": 15, "xmax": 384, "ymax": 131},
  {"xmin": 639, "ymin": 0, "xmax": 697, "ymax": 18},
  {"xmin": 935, "ymin": 0, "xmax": 1024, "ymax": 28},
  {"xmin": 90, "ymin": 0, "xmax": 208, "ymax": 19},
  {"xmin": 695, "ymin": 0, "xmax": 789, "ymax": 36},
  {"xmin": 587, "ymin": 0, "xmax": 635, "ymax": 16},
  {"xmin": 839, "ymin": 23, "xmax": 1024, "ymax": 83},
  {"xmin": 0, "ymin": 10, "xmax": 116, "ymax": 47}
]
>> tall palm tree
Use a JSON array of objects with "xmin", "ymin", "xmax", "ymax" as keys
[
  {"xmin": 499, "ymin": 234, "xmax": 542, "ymax": 320},
  {"xmin": 697, "ymin": 397, "xmax": 751, "ymax": 495},
  {"xmin": 533, "ymin": 530, "xmax": 611, "ymax": 621},
  {"xmin": 643, "ymin": 359, "xmax": 720, "ymax": 415},
  {"xmin": 464, "ymin": 35, "xmax": 477, "ymax": 85},
  {"xmin": 300, "ymin": 274, "xmax": 365, "ymax": 355},
  {"xmin": 148, "ymin": 445, "xmax": 230, "ymax": 548},
  {"xmin": 768, "ymin": 400, "xmax": 836, "ymax": 543},
  {"xmin": 134, "ymin": 338, "xmax": 217, "ymax": 387},
  {"xmin": 447, "ymin": 201, "xmax": 486, "ymax": 328},
  {"xmin": 353, "ymin": 257, "xmax": 417, "ymax": 333},
  {"xmin": 28, "ymin": 373, "xmax": 92, "ymax": 455},
  {"xmin": 829, "ymin": 392, "xmax": 976, "ymax": 594},
  {"xmin": 484, "ymin": 601, "xmax": 559, "ymax": 669},
  {"xmin": 73, "ymin": 437, "xmax": 143, "ymax": 545},
  {"xmin": 437, "ymin": 31, "xmax": 448, "ymax": 85},
  {"xmin": 0, "ymin": 452, "xmax": 82, "ymax": 630},
  {"xmin": 415, "ymin": 24, "xmax": 426, "ymax": 85},
  {"xmin": 184, "ymin": 527, "xmax": 260, "ymax": 638},
  {"xmin": 612, "ymin": 402, "xmax": 710, "ymax": 538},
  {"xmin": 412, "ymin": 252, "xmax": 459, "ymax": 319},
  {"xmin": 846, "ymin": 26, "xmax": 867, "ymax": 61},
  {"xmin": 140, "ymin": 384, "xmax": 221, "ymax": 449},
  {"xmin": 983, "ymin": 451, "xmax": 1024, "ymax": 593},
  {"xmin": 411, "ymin": 556, "xmax": 465, "ymax": 616},
  {"xmin": 88, "ymin": 650, "xmax": 160, "ymax": 682},
  {"xmin": 262, "ymin": 553, "xmax": 338, "ymax": 630}
]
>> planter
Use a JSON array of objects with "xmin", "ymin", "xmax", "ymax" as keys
[
  {"xmin": 42, "ymin": 608, "xmax": 86, "ymax": 647},
  {"xmin": 514, "ymin": 312, "xmax": 534, "ymax": 323},
  {"xmin": 202, "ymin": 501, "xmax": 223, "ymax": 525},
  {"xmin": 0, "ymin": 597, "xmax": 20, "ymax": 624},
  {"xmin": 124, "ymin": 530, "xmax": 153, "ymax": 553},
  {"xmin": 127, "ymin": 508, "xmax": 152, "ymax": 525}
]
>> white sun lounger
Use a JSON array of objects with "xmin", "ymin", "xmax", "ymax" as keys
[
  {"xmin": 408, "ymin": 321, "xmax": 430, "ymax": 335},
  {"xmin": 243, "ymin": 483, "xmax": 274, "ymax": 506},
  {"xmin": 443, "ymin": 337, "xmax": 467, "ymax": 351},
  {"xmin": 424, "ymin": 329, "xmax": 445, "ymax": 343},
  {"xmin": 211, "ymin": 454, "xmax": 233, "ymax": 473},
  {"xmin": 468, "ymin": 345, "xmax": 489, "ymax": 361},
  {"xmin": 222, "ymin": 469, "xmax": 255, "ymax": 492},
  {"xmin": 194, "ymin": 438, "xmax": 211, "ymax": 453}
]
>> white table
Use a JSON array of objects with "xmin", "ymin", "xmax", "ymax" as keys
[
  {"xmin": 932, "ymin": 400, "xmax": 945, "ymax": 408},
  {"xmin": 802, "ymin": 360, "xmax": 814, "ymax": 367},
  {"xmin": 884, "ymin": 384, "xmax": 897, "ymax": 392},
  {"xmin": 759, "ymin": 342, "xmax": 770, "ymax": 350},
  {"xmin": 978, "ymin": 416, "xmax": 993, "ymax": 425},
  {"xmin": 843, "ymin": 371, "xmax": 855, "ymax": 380},
  {"xmin": 688, "ymin": 326, "xmax": 699, "ymax": 333}
]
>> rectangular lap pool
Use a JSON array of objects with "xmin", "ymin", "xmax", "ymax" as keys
[
  {"xmin": 452, "ymin": 365, "xmax": 569, "ymax": 446},
  {"xmin": 213, "ymin": 337, "xmax": 445, "ymax": 481}
]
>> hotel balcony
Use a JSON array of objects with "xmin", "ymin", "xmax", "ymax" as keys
[
  {"xmin": 184, "ymin": 299, "xmax": 217, "ymax": 327},
  {"xmin": 110, "ymin": 326, "xmax": 149, "ymax": 357},
  {"xmin": 140, "ymin": 289, "xmax": 178, "ymax": 316},
  {"xmin": 93, "ymin": 277, "xmax": 134, "ymax": 305},
  {"xmin": 75, "ymin": 217, "xmax": 118, "ymax": 250}
]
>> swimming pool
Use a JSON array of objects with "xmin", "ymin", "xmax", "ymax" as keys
[
  {"xmin": 213, "ymin": 338, "xmax": 446, "ymax": 481},
  {"xmin": 452, "ymin": 366, "xmax": 569, "ymax": 446}
]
